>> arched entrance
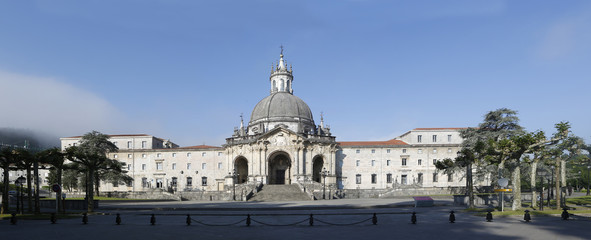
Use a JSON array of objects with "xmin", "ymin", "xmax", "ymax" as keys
[
  {"xmin": 268, "ymin": 152, "xmax": 291, "ymax": 184},
  {"xmin": 234, "ymin": 157, "xmax": 248, "ymax": 184},
  {"xmin": 312, "ymin": 156, "xmax": 324, "ymax": 183}
]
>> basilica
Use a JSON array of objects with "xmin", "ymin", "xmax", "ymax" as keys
[{"xmin": 61, "ymin": 51, "xmax": 473, "ymax": 199}]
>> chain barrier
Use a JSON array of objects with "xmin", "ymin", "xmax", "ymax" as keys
[
  {"xmin": 314, "ymin": 217, "xmax": 374, "ymax": 226},
  {"xmin": 250, "ymin": 217, "xmax": 310, "ymax": 226},
  {"xmin": 189, "ymin": 217, "xmax": 246, "ymax": 226}
]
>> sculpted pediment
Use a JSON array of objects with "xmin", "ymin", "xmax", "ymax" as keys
[{"xmin": 258, "ymin": 127, "xmax": 302, "ymax": 147}]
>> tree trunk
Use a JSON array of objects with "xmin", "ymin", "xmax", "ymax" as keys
[
  {"xmin": 561, "ymin": 160, "xmax": 566, "ymax": 187},
  {"xmin": 555, "ymin": 159, "xmax": 561, "ymax": 209},
  {"xmin": 1, "ymin": 168, "xmax": 9, "ymax": 214},
  {"xmin": 87, "ymin": 168, "xmax": 94, "ymax": 212},
  {"xmin": 57, "ymin": 167, "xmax": 63, "ymax": 213},
  {"xmin": 530, "ymin": 161, "xmax": 538, "ymax": 209},
  {"xmin": 26, "ymin": 167, "xmax": 33, "ymax": 213},
  {"xmin": 94, "ymin": 171, "xmax": 100, "ymax": 197},
  {"xmin": 34, "ymin": 160, "xmax": 40, "ymax": 214},
  {"xmin": 511, "ymin": 165, "xmax": 522, "ymax": 210},
  {"xmin": 467, "ymin": 163, "xmax": 474, "ymax": 208}
]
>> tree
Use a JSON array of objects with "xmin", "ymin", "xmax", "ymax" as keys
[
  {"xmin": 14, "ymin": 148, "xmax": 35, "ymax": 212},
  {"xmin": 545, "ymin": 122, "xmax": 582, "ymax": 208},
  {"xmin": 64, "ymin": 131, "xmax": 118, "ymax": 212},
  {"xmin": 38, "ymin": 148, "xmax": 65, "ymax": 212},
  {"xmin": 0, "ymin": 147, "xmax": 19, "ymax": 214}
]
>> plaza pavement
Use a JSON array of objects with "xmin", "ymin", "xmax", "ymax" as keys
[{"xmin": 1, "ymin": 196, "xmax": 590, "ymax": 240}]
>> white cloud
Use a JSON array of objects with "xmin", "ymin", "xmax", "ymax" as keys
[
  {"xmin": 535, "ymin": 7, "xmax": 591, "ymax": 60},
  {"xmin": 0, "ymin": 70, "xmax": 137, "ymax": 138}
]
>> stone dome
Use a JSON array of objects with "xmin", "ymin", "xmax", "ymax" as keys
[{"xmin": 249, "ymin": 92, "xmax": 315, "ymax": 133}]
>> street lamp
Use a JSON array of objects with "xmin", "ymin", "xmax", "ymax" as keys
[
  {"xmin": 230, "ymin": 169, "xmax": 239, "ymax": 201},
  {"xmin": 15, "ymin": 176, "xmax": 26, "ymax": 214},
  {"xmin": 320, "ymin": 168, "xmax": 329, "ymax": 200}
]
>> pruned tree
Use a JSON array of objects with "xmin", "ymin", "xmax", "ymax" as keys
[
  {"xmin": 64, "ymin": 131, "xmax": 118, "ymax": 212},
  {"xmin": 38, "ymin": 148, "xmax": 65, "ymax": 212}
]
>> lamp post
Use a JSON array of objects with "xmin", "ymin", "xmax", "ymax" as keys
[
  {"xmin": 320, "ymin": 168, "xmax": 329, "ymax": 200},
  {"xmin": 230, "ymin": 169, "xmax": 238, "ymax": 201}
]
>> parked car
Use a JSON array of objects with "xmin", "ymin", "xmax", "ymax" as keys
[{"xmin": 8, "ymin": 190, "xmax": 17, "ymax": 196}]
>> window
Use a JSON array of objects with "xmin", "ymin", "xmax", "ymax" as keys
[
  {"xmin": 448, "ymin": 174, "xmax": 453, "ymax": 182},
  {"xmin": 171, "ymin": 177, "xmax": 178, "ymax": 187},
  {"xmin": 128, "ymin": 154, "xmax": 132, "ymax": 158},
  {"xmin": 113, "ymin": 141, "xmax": 118, "ymax": 147},
  {"xmin": 417, "ymin": 135, "xmax": 422, "ymax": 143},
  {"xmin": 433, "ymin": 173, "xmax": 438, "ymax": 182},
  {"xmin": 157, "ymin": 153, "xmax": 162, "ymax": 158},
  {"xmin": 401, "ymin": 175, "xmax": 407, "ymax": 185},
  {"xmin": 387, "ymin": 149, "xmax": 391, "ymax": 153},
  {"xmin": 356, "ymin": 160, "xmax": 360, "ymax": 167},
  {"xmin": 448, "ymin": 148, "xmax": 452, "ymax": 153},
  {"xmin": 371, "ymin": 160, "xmax": 375, "ymax": 166},
  {"xmin": 141, "ymin": 141, "xmax": 147, "ymax": 149},
  {"xmin": 371, "ymin": 149, "xmax": 375, "ymax": 154},
  {"xmin": 127, "ymin": 141, "xmax": 132, "ymax": 149},
  {"xmin": 402, "ymin": 158, "xmax": 407, "ymax": 166},
  {"xmin": 356, "ymin": 174, "xmax": 361, "ymax": 184},
  {"xmin": 127, "ymin": 164, "xmax": 131, "ymax": 170},
  {"xmin": 418, "ymin": 149, "xmax": 423, "ymax": 154},
  {"xmin": 386, "ymin": 160, "xmax": 391, "ymax": 166},
  {"xmin": 448, "ymin": 135, "xmax": 452, "ymax": 142},
  {"xmin": 432, "ymin": 135, "xmax": 437, "ymax": 142},
  {"xmin": 202, "ymin": 152, "xmax": 206, "ymax": 157},
  {"xmin": 172, "ymin": 153, "xmax": 177, "ymax": 158},
  {"xmin": 433, "ymin": 159, "xmax": 437, "ymax": 165},
  {"xmin": 218, "ymin": 152, "xmax": 223, "ymax": 156},
  {"xmin": 386, "ymin": 173, "xmax": 392, "ymax": 183},
  {"xmin": 402, "ymin": 149, "xmax": 407, "ymax": 154},
  {"xmin": 417, "ymin": 173, "xmax": 423, "ymax": 183},
  {"xmin": 433, "ymin": 148, "xmax": 437, "ymax": 154},
  {"xmin": 418, "ymin": 159, "xmax": 422, "ymax": 166},
  {"xmin": 202, "ymin": 177, "xmax": 208, "ymax": 186},
  {"xmin": 187, "ymin": 163, "xmax": 191, "ymax": 170},
  {"xmin": 172, "ymin": 163, "xmax": 176, "ymax": 170},
  {"xmin": 141, "ymin": 164, "xmax": 146, "ymax": 170},
  {"xmin": 142, "ymin": 177, "xmax": 148, "ymax": 188},
  {"xmin": 142, "ymin": 154, "xmax": 147, "ymax": 158},
  {"xmin": 156, "ymin": 162, "xmax": 163, "ymax": 170},
  {"xmin": 371, "ymin": 174, "xmax": 377, "ymax": 184},
  {"xmin": 218, "ymin": 162, "xmax": 223, "ymax": 169},
  {"xmin": 202, "ymin": 163, "xmax": 206, "ymax": 169},
  {"xmin": 187, "ymin": 153, "xmax": 191, "ymax": 157},
  {"xmin": 356, "ymin": 149, "xmax": 360, "ymax": 154},
  {"xmin": 113, "ymin": 154, "xmax": 118, "ymax": 159},
  {"xmin": 72, "ymin": 143, "xmax": 76, "ymax": 146},
  {"xmin": 187, "ymin": 177, "xmax": 193, "ymax": 187},
  {"xmin": 112, "ymin": 181, "xmax": 118, "ymax": 187}
]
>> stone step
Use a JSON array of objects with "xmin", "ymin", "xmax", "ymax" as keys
[{"xmin": 248, "ymin": 184, "xmax": 311, "ymax": 202}]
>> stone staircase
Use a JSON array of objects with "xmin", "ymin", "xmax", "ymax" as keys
[{"xmin": 248, "ymin": 184, "xmax": 312, "ymax": 202}]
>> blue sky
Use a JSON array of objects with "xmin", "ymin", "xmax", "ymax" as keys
[{"xmin": 1, "ymin": 0, "xmax": 590, "ymax": 147}]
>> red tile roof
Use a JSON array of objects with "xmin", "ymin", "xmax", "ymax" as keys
[{"xmin": 338, "ymin": 139, "xmax": 408, "ymax": 146}]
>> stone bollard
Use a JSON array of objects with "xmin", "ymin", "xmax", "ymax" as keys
[
  {"xmin": 10, "ymin": 213, "xmax": 17, "ymax": 225},
  {"xmin": 449, "ymin": 211, "xmax": 455, "ymax": 223},
  {"xmin": 186, "ymin": 214, "xmax": 191, "ymax": 226},
  {"xmin": 372, "ymin": 213, "xmax": 377, "ymax": 225},
  {"xmin": 411, "ymin": 212, "xmax": 417, "ymax": 224},
  {"xmin": 561, "ymin": 208, "xmax": 569, "ymax": 221},
  {"xmin": 524, "ymin": 210, "xmax": 531, "ymax": 222},
  {"xmin": 246, "ymin": 214, "xmax": 251, "ymax": 227},
  {"xmin": 486, "ymin": 210, "xmax": 493, "ymax": 222},
  {"xmin": 51, "ymin": 213, "xmax": 57, "ymax": 224},
  {"xmin": 151, "ymin": 214, "xmax": 156, "ymax": 225},
  {"xmin": 116, "ymin": 213, "xmax": 121, "ymax": 225},
  {"xmin": 309, "ymin": 214, "xmax": 314, "ymax": 226},
  {"xmin": 82, "ymin": 213, "xmax": 88, "ymax": 224}
]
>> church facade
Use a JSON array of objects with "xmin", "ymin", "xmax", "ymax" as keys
[{"xmin": 60, "ymin": 52, "xmax": 474, "ymax": 197}]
